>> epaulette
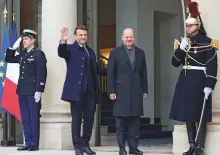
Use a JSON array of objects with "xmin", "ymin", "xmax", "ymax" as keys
[
  {"xmin": 211, "ymin": 39, "xmax": 219, "ymax": 50},
  {"xmin": 174, "ymin": 41, "xmax": 178, "ymax": 51}
]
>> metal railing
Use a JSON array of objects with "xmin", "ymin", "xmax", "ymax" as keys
[{"xmin": 99, "ymin": 55, "xmax": 108, "ymax": 93}]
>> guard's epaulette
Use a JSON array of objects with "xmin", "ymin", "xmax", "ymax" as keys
[
  {"xmin": 211, "ymin": 39, "xmax": 219, "ymax": 50},
  {"xmin": 174, "ymin": 41, "xmax": 178, "ymax": 51}
]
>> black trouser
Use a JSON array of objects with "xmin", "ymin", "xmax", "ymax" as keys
[
  {"xmin": 70, "ymin": 89, "xmax": 96, "ymax": 149},
  {"xmin": 186, "ymin": 122, "xmax": 207, "ymax": 148},
  {"xmin": 115, "ymin": 116, "xmax": 140, "ymax": 149}
]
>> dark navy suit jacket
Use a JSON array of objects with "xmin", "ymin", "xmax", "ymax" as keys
[{"xmin": 58, "ymin": 41, "xmax": 105, "ymax": 102}]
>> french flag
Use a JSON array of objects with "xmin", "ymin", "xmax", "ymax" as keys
[{"xmin": 1, "ymin": 21, "xmax": 21, "ymax": 121}]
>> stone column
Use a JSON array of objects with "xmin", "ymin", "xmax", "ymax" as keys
[
  {"xmin": 173, "ymin": 1, "xmax": 220, "ymax": 154},
  {"xmin": 39, "ymin": 0, "xmax": 77, "ymax": 150}
]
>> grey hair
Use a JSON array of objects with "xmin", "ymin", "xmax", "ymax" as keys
[{"xmin": 122, "ymin": 28, "xmax": 136, "ymax": 37}]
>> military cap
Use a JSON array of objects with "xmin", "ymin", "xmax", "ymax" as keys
[{"xmin": 22, "ymin": 29, "xmax": 37, "ymax": 39}]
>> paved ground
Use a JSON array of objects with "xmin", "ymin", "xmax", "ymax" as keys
[
  {"xmin": 97, "ymin": 138, "xmax": 172, "ymax": 154},
  {"xmin": 0, "ymin": 139, "xmax": 173, "ymax": 155},
  {"xmin": 0, "ymin": 147, "xmax": 172, "ymax": 155}
]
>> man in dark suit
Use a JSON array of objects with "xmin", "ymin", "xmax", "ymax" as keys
[
  {"xmin": 5, "ymin": 29, "xmax": 47, "ymax": 151},
  {"xmin": 58, "ymin": 25, "xmax": 106, "ymax": 155},
  {"xmin": 107, "ymin": 28, "xmax": 148, "ymax": 155}
]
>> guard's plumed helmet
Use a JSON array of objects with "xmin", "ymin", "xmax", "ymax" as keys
[
  {"xmin": 185, "ymin": 1, "xmax": 206, "ymax": 35},
  {"xmin": 185, "ymin": 1, "xmax": 200, "ymax": 25}
]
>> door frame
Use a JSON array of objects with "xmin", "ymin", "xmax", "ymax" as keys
[{"xmin": 79, "ymin": 0, "xmax": 101, "ymax": 146}]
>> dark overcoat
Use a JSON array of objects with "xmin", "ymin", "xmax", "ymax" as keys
[
  {"xmin": 107, "ymin": 45, "xmax": 148, "ymax": 116},
  {"xmin": 169, "ymin": 33, "xmax": 218, "ymax": 122},
  {"xmin": 58, "ymin": 41, "xmax": 105, "ymax": 102}
]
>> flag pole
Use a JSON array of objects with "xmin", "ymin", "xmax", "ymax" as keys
[
  {"xmin": 3, "ymin": 5, "xmax": 7, "ymax": 22},
  {"xmin": 9, "ymin": 9, "xmax": 16, "ymax": 146}
]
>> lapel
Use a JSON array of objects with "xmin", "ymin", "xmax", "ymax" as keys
[
  {"xmin": 21, "ymin": 48, "xmax": 35, "ymax": 63},
  {"xmin": 86, "ymin": 45, "xmax": 96, "ymax": 65},
  {"xmin": 121, "ymin": 45, "xmax": 132, "ymax": 70},
  {"xmin": 74, "ymin": 41, "xmax": 95, "ymax": 62}
]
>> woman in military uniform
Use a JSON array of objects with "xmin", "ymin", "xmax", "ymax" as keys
[{"xmin": 169, "ymin": 2, "xmax": 218, "ymax": 155}]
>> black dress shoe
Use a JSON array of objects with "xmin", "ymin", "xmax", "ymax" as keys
[
  {"xmin": 129, "ymin": 148, "xmax": 143, "ymax": 155},
  {"xmin": 17, "ymin": 145, "xmax": 29, "ymax": 151},
  {"xmin": 119, "ymin": 148, "xmax": 127, "ymax": 155},
  {"xmin": 75, "ymin": 149, "xmax": 84, "ymax": 155},
  {"xmin": 81, "ymin": 146, "xmax": 96, "ymax": 155},
  {"xmin": 28, "ymin": 146, "xmax": 39, "ymax": 151},
  {"xmin": 183, "ymin": 146, "xmax": 195, "ymax": 155},
  {"xmin": 192, "ymin": 147, "xmax": 204, "ymax": 155}
]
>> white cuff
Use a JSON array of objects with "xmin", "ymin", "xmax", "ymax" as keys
[
  {"xmin": 8, "ymin": 47, "xmax": 16, "ymax": 50},
  {"xmin": 59, "ymin": 40, "xmax": 67, "ymax": 44}
]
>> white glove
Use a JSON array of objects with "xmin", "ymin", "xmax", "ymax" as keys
[
  {"xmin": 12, "ymin": 37, "xmax": 22, "ymax": 50},
  {"xmin": 34, "ymin": 92, "xmax": 42, "ymax": 103},
  {"xmin": 204, "ymin": 87, "xmax": 212, "ymax": 100},
  {"xmin": 180, "ymin": 37, "xmax": 189, "ymax": 51}
]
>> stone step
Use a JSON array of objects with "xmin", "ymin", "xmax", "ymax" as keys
[
  {"xmin": 101, "ymin": 117, "xmax": 150, "ymax": 126},
  {"xmin": 107, "ymin": 124, "xmax": 162, "ymax": 133}
]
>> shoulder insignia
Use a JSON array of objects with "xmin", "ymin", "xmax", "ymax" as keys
[
  {"xmin": 174, "ymin": 41, "xmax": 178, "ymax": 51},
  {"xmin": 211, "ymin": 39, "xmax": 219, "ymax": 50}
]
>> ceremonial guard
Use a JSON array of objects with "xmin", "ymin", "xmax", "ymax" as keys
[
  {"xmin": 5, "ymin": 29, "xmax": 47, "ymax": 151},
  {"xmin": 169, "ymin": 2, "xmax": 218, "ymax": 155}
]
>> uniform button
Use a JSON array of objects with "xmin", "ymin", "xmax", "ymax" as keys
[
  {"xmin": 21, "ymin": 77, "xmax": 23, "ymax": 79},
  {"xmin": 82, "ymin": 57, "xmax": 84, "ymax": 60},
  {"xmin": 79, "ymin": 82, "xmax": 81, "ymax": 84},
  {"xmin": 81, "ymin": 65, "xmax": 84, "ymax": 67},
  {"xmin": 22, "ymin": 72, "xmax": 24, "ymax": 74},
  {"xmin": 23, "ymin": 66, "xmax": 24, "ymax": 68},
  {"xmin": 81, "ymin": 73, "xmax": 83, "ymax": 75},
  {"xmin": 24, "ymin": 61, "xmax": 25, "ymax": 63}
]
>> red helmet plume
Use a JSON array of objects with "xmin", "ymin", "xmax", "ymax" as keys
[{"xmin": 186, "ymin": 1, "xmax": 200, "ymax": 18}]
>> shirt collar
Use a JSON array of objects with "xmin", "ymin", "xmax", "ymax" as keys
[
  {"xmin": 27, "ymin": 47, "xmax": 34, "ymax": 53},
  {"xmin": 123, "ymin": 44, "xmax": 134, "ymax": 51},
  {"xmin": 77, "ymin": 42, "xmax": 85, "ymax": 48}
]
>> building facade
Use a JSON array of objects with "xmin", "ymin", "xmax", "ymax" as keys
[{"xmin": 0, "ymin": 0, "xmax": 220, "ymax": 152}]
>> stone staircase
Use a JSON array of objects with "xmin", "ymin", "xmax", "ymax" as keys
[{"xmin": 100, "ymin": 93, "xmax": 172, "ymax": 139}]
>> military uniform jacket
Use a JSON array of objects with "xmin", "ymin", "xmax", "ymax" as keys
[
  {"xmin": 169, "ymin": 33, "xmax": 218, "ymax": 122},
  {"xmin": 5, "ymin": 48, "xmax": 47, "ymax": 95},
  {"xmin": 107, "ymin": 45, "xmax": 148, "ymax": 116},
  {"xmin": 58, "ymin": 41, "xmax": 106, "ymax": 102}
]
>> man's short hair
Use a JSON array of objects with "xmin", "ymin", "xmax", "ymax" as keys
[{"xmin": 74, "ymin": 25, "xmax": 88, "ymax": 35}]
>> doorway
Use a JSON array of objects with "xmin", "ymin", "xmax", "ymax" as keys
[{"xmin": 154, "ymin": 10, "xmax": 183, "ymax": 132}]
